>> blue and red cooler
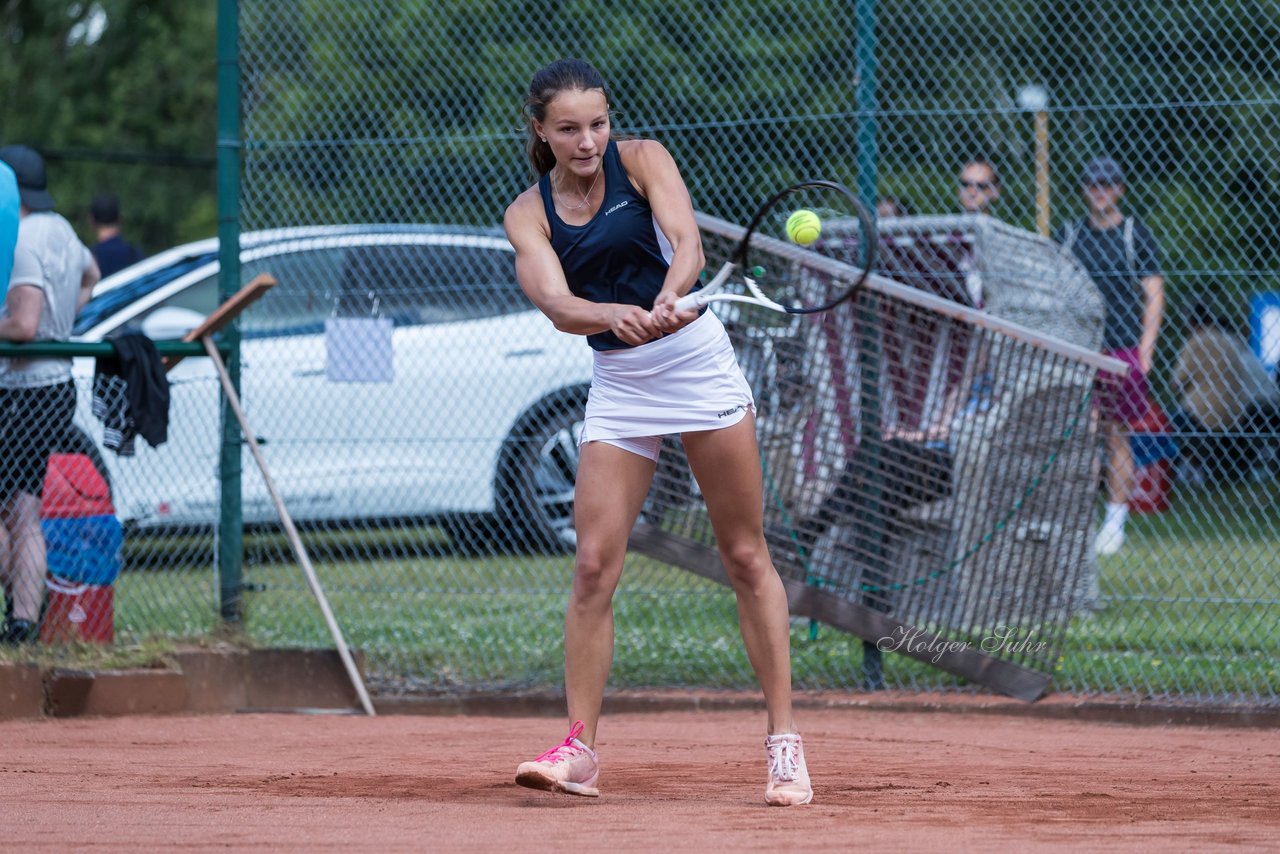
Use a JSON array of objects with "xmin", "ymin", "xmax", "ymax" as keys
[{"xmin": 38, "ymin": 453, "xmax": 123, "ymax": 644}]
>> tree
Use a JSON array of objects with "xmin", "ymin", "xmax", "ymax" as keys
[{"xmin": 0, "ymin": 1, "xmax": 217, "ymax": 253}]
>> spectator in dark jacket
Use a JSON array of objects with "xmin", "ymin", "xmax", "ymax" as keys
[{"xmin": 89, "ymin": 192, "xmax": 144, "ymax": 278}]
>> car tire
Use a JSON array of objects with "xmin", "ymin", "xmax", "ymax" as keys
[{"xmin": 494, "ymin": 385, "xmax": 589, "ymax": 554}]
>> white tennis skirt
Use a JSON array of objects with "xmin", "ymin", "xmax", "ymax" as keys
[{"xmin": 579, "ymin": 310, "xmax": 755, "ymax": 447}]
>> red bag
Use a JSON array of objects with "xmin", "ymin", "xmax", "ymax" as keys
[{"xmin": 41, "ymin": 454, "xmax": 115, "ymax": 518}]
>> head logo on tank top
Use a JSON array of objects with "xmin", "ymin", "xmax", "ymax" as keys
[{"xmin": 539, "ymin": 140, "xmax": 673, "ymax": 351}]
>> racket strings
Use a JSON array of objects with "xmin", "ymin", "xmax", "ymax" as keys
[{"xmin": 747, "ymin": 184, "xmax": 874, "ymax": 313}]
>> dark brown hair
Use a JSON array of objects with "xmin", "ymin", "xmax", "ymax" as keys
[{"xmin": 523, "ymin": 58, "xmax": 610, "ymax": 176}]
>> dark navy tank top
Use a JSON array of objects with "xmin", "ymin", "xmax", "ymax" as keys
[{"xmin": 540, "ymin": 139, "xmax": 675, "ymax": 351}]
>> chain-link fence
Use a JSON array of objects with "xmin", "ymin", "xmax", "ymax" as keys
[{"xmin": 7, "ymin": 0, "xmax": 1276, "ymax": 707}]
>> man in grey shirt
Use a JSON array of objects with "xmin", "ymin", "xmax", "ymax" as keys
[{"xmin": 0, "ymin": 145, "xmax": 100, "ymax": 644}]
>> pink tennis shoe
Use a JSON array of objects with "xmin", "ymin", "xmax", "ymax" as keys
[
  {"xmin": 764, "ymin": 732, "xmax": 813, "ymax": 806},
  {"xmin": 515, "ymin": 720, "xmax": 600, "ymax": 798}
]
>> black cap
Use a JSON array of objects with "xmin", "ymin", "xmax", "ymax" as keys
[
  {"xmin": 0, "ymin": 145, "xmax": 55, "ymax": 212},
  {"xmin": 90, "ymin": 192, "xmax": 121, "ymax": 225},
  {"xmin": 1081, "ymin": 157, "xmax": 1125, "ymax": 186}
]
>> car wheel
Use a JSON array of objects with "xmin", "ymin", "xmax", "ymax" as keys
[{"xmin": 495, "ymin": 385, "xmax": 589, "ymax": 554}]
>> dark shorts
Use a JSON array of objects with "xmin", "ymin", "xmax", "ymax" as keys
[
  {"xmin": 0, "ymin": 380, "xmax": 78, "ymax": 502},
  {"xmin": 1095, "ymin": 346, "xmax": 1150, "ymax": 427}
]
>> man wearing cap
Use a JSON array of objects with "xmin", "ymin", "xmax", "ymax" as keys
[
  {"xmin": 0, "ymin": 144, "xmax": 101, "ymax": 644},
  {"xmin": 1057, "ymin": 156, "xmax": 1165, "ymax": 557},
  {"xmin": 89, "ymin": 191, "xmax": 144, "ymax": 278}
]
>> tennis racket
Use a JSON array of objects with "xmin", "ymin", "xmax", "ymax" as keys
[{"xmin": 676, "ymin": 179, "xmax": 876, "ymax": 315}]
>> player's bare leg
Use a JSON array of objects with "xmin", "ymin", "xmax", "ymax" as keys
[
  {"xmin": 563, "ymin": 440, "xmax": 656, "ymax": 746},
  {"xmin": 683, "ymin": 414, "xmax": 813, "ymax": 805},
  {"xmin": 516, "ymin": 440, "xmax": 655, "ymax": 797},
  {"xmin": 684, "ymin": 415, "xmax": 794, "ymax": 732},
  {"xmin": 1106, "ymin": 423, "xmax": 1135, "ymax": 506}
]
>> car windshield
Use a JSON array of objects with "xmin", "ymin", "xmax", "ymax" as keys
[
  {"xmin": 73, "ymin": 254, "xmax": 216, "ymax": 335},
  {"xmin": 335, "ymin": 244, "xmax": 528, "ymax": 324},
  {"xmin": 72, "ymin": 234, "xmax": 529, "ymax": 340}
]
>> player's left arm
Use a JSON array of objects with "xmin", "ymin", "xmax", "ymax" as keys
[{"xmin": 621, "ymin": 139, "xmax": 705, "ymax": 329}]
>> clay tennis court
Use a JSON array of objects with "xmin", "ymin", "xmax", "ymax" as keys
[{"xmin": 4, "ymin": 705, "xmax": 1276, "ymax": 851}]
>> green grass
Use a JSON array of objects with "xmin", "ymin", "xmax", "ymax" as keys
[
  {"xmin": 0, "ymin": 633, "xmax": 187, "ymax": 671},
  {"xmin": 16, "ymin": 482, "xmax": 1278, "ymax": 704},
  {"xmin": 1058, "ymin": 477, "xmax": 1280, "ymax": 701}
]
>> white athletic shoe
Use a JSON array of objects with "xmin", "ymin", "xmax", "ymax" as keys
[
  {"xmin": 1095, "ymin": 525, "xmax": 1125, "ymax": 556},
  {"xmin": 515, "ymin": 720, "xmax": 600, "ymax": 797},
  {"xmin": 764, "ymin": 732, "xmax": 813, "ymax": 806}
]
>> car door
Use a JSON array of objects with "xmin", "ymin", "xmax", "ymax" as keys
[
  {"xmin": 109, "ymin": 241, "xmax": 350, "ymax": 526},
  {"xmin": 232, "ymin": 242, "xmax": 353, "ymax": 522},
  {"xmin": 73, "ymin": 262, "xmax": 223, "ymax": 527},
  {"xmin": 336, "ymin": 237, "xmax": 564, "ymax": 516},
  {"xmin": 232, "ymin": 234, "xmax": 527, "ymax": 522}
]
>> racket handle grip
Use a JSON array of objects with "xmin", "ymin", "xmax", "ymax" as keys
[
  {"xmin": 674, "ymin": 291, "xmax": 707, "ymax": 313},
  {"xmin": 674, "ymin": 261, "xmax": 734, "ymax": 313}
]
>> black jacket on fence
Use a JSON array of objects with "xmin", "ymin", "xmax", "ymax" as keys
[{"xmin": 92, "ymin": 331, "xmax": 170, "ymax": 456}]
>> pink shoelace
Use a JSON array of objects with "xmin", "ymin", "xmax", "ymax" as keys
[{"xmin": 533, "ymin": 720, "xmax": 588, "ymax": 764}]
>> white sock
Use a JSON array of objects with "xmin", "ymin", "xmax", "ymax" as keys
[{"xmin": 1104, "ymin": 501, "xmax": 1128, "ymax": 531}]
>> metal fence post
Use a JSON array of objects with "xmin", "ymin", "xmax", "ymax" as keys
[{"xmin": 216, "ymin": 0, "xmax": 244, "ymax": 623}]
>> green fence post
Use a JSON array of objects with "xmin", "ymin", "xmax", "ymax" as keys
[
  {"xmin": 855, "ymin": 0, "xmax": 878, "ymax": 210},
  {"xmin": 216, "ymin": 0, "xmax": 243, "ymax": 623},
  {"xmin": 854, "ymin": 0, "xmax": 887, "ymax": 688}
]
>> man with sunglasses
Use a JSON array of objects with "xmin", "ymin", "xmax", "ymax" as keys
[
  {"xmin": 954, "ymin": 158, "xmax": 1002, "ymax": 311},
  {"xmin": 957, "ymin": 159, "xmax": 1001, "ymax": 216},
  {"xmin": 1057, "ymin": 157, "xmax": 1165, "ymax": 557}
]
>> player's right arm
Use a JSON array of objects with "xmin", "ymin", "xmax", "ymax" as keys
[{"xmin": 504, "ymin": 188, "xmax": 658, "ymax": 345}]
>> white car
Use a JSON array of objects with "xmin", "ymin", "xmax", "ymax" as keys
[{"xmin": 68, "ymin": 225, "xmax": 594, "ymax": 552}]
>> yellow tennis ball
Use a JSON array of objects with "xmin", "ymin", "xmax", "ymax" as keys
[{"xmin": 786, "ymin": 209, "xmax": 822, "ymax": 246}]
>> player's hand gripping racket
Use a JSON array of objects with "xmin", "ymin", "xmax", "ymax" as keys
[{"xmin": 675, "ymin": 179, "xmax": 876, "ymax": 315}]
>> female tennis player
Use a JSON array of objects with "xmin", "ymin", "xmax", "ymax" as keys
[{"xmin": 503, "ymin": 58, "xmax": 812, "ymax": 807}]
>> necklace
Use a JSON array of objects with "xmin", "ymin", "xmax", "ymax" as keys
[{"xmin": 555, "ymin": 165, "xmax": 602, "ymax": 211}]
